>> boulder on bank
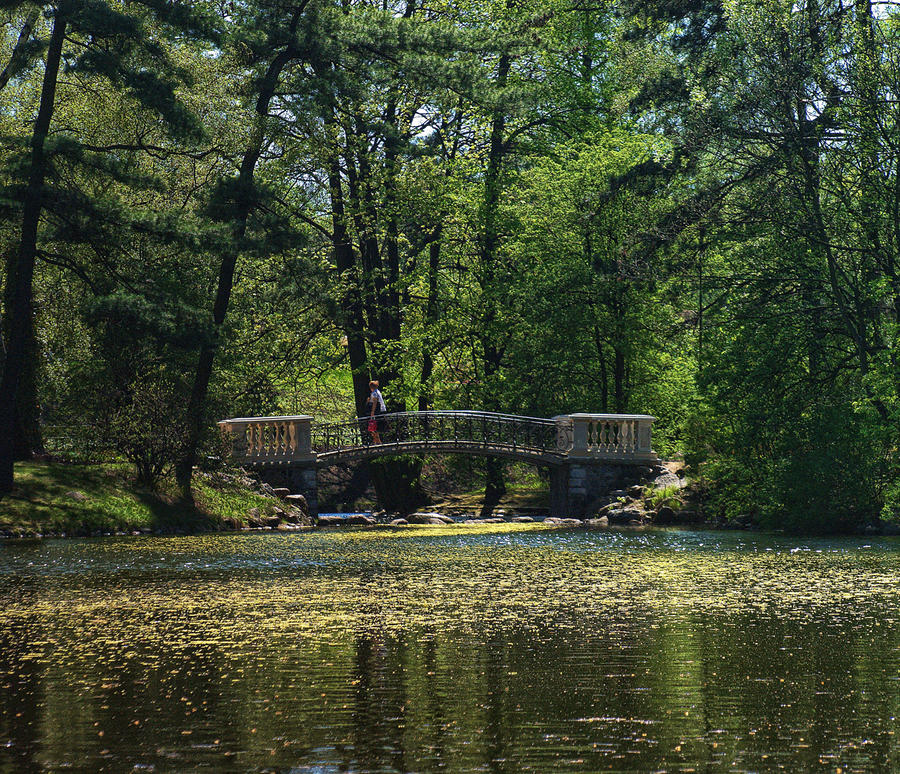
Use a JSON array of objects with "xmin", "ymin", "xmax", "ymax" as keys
[
  {"xmin": 317, "ymin": 514, "xmax": 376, "ymax": 527},
  {"xmin": 511, "ymin": 516, "xmax": 534, "ymax": 523},
  {"xmin": 607, "ymin": 507, "xmax": 644, "ymax": 525},
  {"xmin": 408, "ymin": 512, "xmax": 454, "ymax": 524},
  {"xmin": 584, "ymin": 516, "xmax": 609, "ymax": 527},
  {"xmin": 543, "ymin": 517, "xmax": 581, "ymax": 526},
  {"xmin": 284, "ymin": 494, "xmax": 309, "ymax": 513},
  {"xmin": 246, "ymin": 507, "xmax": 263, "ymax": 528},
  {"xmin": 654, "ymin": 505, "xmax": 676, "ymax": 524},
  {"xmin": 652, "ymin": 470, "xmax": 682, "ymax": 490}
]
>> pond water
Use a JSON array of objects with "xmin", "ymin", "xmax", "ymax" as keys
[{"xmin": 1, "ymin": 525, "xmax": 899, "ymax": 773}]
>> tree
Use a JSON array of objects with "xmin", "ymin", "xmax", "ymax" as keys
[{"xmin": 0, "ymin": 0, "xmax": 213, "ymax": 494}]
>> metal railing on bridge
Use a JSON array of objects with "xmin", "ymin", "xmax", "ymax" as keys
[{"xmin": 312, "ymin": 410, "xmax": 563, "ymax": 462}]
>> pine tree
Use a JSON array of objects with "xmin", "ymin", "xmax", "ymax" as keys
[{"xmin": 0, "ymin": 0, "xmax": 215, "ymax": 494}]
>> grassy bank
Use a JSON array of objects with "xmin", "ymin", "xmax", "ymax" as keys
[{"xmin": 0, "ymin": 461, "xmax": 293, "ymax": 538}]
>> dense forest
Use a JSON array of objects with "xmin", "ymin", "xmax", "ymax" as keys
[{"xmin": 1, "ymin": 0, "xmax": 899, "ymax": 532}]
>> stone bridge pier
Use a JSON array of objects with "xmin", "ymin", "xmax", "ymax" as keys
[{"xmin": 218, "ymin": 412, "xmax": 658, "ymax": 519}]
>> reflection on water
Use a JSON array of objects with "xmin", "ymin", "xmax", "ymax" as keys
[{"xmin": 1, "ymin": 526, "xmax": 900, "ymax": 772}]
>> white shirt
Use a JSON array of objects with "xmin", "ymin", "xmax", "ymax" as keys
[{"xmin": 370, "ymin": 388, "xmax": 386, "ymax": 413}]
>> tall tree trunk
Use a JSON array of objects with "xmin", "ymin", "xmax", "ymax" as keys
[
  {"xmin": 477, "ymin": 54, "xmax": 512, "ymax": 511},
  {"xmin": 326, "ymin": 145, "xmax": 371, "ymax": 416},
  {"xmin": 419, "ymin": 230, "xmax": 442, "ymax": 411},
  {"xmin": 2, "ymin": 267, "xmax": 43, "ymax": 460},
  {"xmin": 0, "ymin": 9, "xmax": 39, "ymax": 94},
  {"xmin": 175, "ymin": 14, "xmax": 300, "ymax": 499},
  {"xmin": 593, "ymin": 326, "xmax": 608, "ymax": 412},
  {"xmin": 0, "ymin": 13, "xmax": 66, "ymax": 494},
  {"xmin": 382, "ymin": 98, "xmax": 403, "ymax": 346},
  {"xmin": 418, "ymin": 108, "xmax": 463, "ymax": 412},
  {"xmin": 478, "ymin": 54, "xmax": 511, "ymax": 411},
  {"xmin": 613, "ymin": 346, "xmax": 625, "ymax": 413}
]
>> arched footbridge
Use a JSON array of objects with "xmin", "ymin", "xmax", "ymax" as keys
[
  {"xmin": 217, "ymin": 411, "xmax": 658, "ymax": 467},
  {"xmin": 217, "ymin": 411, "xmax": 659, "ymax": 518}
]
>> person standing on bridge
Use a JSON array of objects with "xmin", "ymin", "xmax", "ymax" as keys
[{"xmin": 367, "ymin": 380, "xmax": 386, "ymax": 444}]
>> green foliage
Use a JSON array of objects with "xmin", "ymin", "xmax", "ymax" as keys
[
  {"xmin": 645, "ymin": 484, "xmax": 682, "ymax": 512},
  {"xmin": 109, "ymin": 376, "xmax": 185, "ymax": 488},
  {"xmin": 5, "ymin": 0, "xmax": 900, "ymax": 530}
]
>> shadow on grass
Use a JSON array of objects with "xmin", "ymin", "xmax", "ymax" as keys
[
  {"xmin": 4, "ymin": 461, "xmax": 230, "ymax": 535},
  {"xmin": 132, "ymin": 491, "xmax": 220, "ymax": 534}
]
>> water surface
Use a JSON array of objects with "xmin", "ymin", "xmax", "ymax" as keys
[{"xmin": 1, "ymin": 525, "xmax": 899, "ymax": 772}]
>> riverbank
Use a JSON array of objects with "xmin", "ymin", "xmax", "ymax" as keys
[{"xmin": 0, "ymin": 461, "xmax": 311, "ymax": 538}]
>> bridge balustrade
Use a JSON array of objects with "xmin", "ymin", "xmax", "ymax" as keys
[{"xmin": 216, "ymin": 415, "xmax": 314, "ymax": 464}]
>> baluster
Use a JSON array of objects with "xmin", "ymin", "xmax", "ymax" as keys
[{"xmin": 288, "ymin": 420, "xmax": 297, "ymax": 455}]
